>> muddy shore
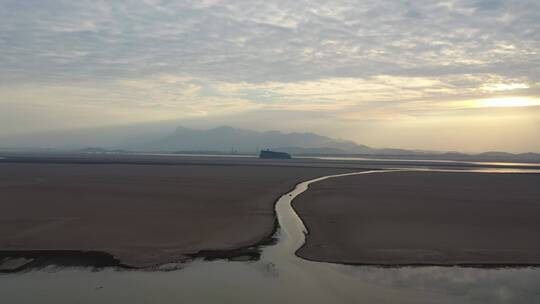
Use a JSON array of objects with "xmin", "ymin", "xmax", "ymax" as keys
[
  {"xmin": 294, "ymin": 171, "xmax": 540, "ymax": 265},
  {"xmin": 0, "ymin": 156, "xmax": 354, "ymax": 268},
  {"xmin": 2, "ymin": 153, "xmax": 540, "ymax": 269}
]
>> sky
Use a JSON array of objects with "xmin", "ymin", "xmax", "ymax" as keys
[{"xmin": 1, "ymin": 0, "xmax": 539, "ymax": 153}]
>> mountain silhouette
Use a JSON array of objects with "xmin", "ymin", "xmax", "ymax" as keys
[{"xmin": 130, "ymin": 125, "xmax": 374, "ymax": 154}]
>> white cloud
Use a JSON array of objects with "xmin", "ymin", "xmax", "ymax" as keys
[{"xmin": 0, "ymin": 0, "xmax": 539, "ymax": 151}]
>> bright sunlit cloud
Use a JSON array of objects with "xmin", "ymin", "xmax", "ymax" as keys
[
  {"xmin": 481, "ymin": 83, "xmax": 530, "ymax": 92},
  {"xmin": 476, "ymin": 97, "xmax": 540, "ymax": 108}
]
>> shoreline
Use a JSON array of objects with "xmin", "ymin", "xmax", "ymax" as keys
[
  {"xmin": 2, "ymin": 155, "xmax": 540, "ymax": 272},
  {"xmin": 294, "ymin": 171, "xmax": 540, "ymax": 266},
  {"xmin": 0, "ymin": 180, "xmax": 301, "ymax": 273},
  {"xmin": 3, "ymin": 169, "xmax": 540, "ymax": 272}
]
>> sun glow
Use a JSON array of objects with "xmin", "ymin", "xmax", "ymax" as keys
[{"xmin": 476, "ymin": 97, "xmax": 540, "ymax": 108}]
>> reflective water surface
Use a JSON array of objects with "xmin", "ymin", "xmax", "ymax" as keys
[
  {"xmin": 313, "ymin": 156, "xmax": 540, "ymax": 168},
  {"xmin": 1, "ymin": 168, "xmax": 539, "ymax": 304}
]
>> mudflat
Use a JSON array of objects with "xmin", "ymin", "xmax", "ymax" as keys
[
  {"xmin": 0, "ymin": 156, "xmax": 353, "ymax": 267},
  {"xmin": 294, "ymin": 171, "xmax": 540, "ymax": 265}
]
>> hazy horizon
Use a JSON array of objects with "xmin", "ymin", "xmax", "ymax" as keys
[
  {"xmin": 3, "ymin": 122, "xmax": 540, "ymax": 155},
  {"xmin": 1, "ymin": 1, "xmax": 539, "ymax": 153}
]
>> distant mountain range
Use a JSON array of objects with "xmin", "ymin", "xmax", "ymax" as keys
[
  {"xmin": 2, "ymin": 125, "xmax": 540, "ymax": 163},
  {"xmin": 128, "ymin": 126, "xmax": 540, "ymax": 162},
  {"xmin": 129, "ymin": 125, "xmax": 374, "ymax": 154}
]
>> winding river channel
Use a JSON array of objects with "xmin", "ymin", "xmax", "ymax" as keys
[{"xmin": 1, "ymin": 168, "xmax": 540, "ymax": 303}]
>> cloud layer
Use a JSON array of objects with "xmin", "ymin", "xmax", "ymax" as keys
[{"xmin": 1, "ymin": 0, "xmax": 539, "ymax": 152}]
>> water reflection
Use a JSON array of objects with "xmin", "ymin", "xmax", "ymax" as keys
[
  {"xmin": 313, "ymin": 156, "xmax": 540, "ymax": 168},
  {"xmin": 343, "ymin": 266, "xmax": 540, "ymax": 304},
  {"xmin": 2, "ymin": 261, "xmax": 539, "ymax": 303}
]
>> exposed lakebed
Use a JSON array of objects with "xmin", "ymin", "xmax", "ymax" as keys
[{"xmin": 2, "ymin": 167, "xmax": 540, "ymax": 303}]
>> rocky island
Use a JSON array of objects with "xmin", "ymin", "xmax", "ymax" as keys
[{"xmin": 259, "ymin": 150, "xmax": 292, "ymax": 159}]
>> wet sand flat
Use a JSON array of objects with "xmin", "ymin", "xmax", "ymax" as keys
[
  {"xmin": 0, "ymin": 158, "xmax": 352, "ymax": 267},
  {"xmin": 294, "ymin": 171, "xmax": 540, "ymax": 265}
]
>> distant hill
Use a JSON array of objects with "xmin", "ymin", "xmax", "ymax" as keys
[
  {"xmin": 2, "ymin": 124, "xmax": 539, "ymax": 163},
  {"xmin": 127, "ymin": 126, "xmax": 540, "ymax": 162},
  {"xmin": 129, "ymin": 125, "xmax": 374, "ymax": 154}
]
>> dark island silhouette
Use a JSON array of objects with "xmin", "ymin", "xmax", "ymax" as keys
[{"xmin": 259, "ymin": 150, "xmax": 292, "ymax": 159}]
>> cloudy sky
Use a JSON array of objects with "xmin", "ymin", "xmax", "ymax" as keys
[{"xmin": 1, "ymin": 0, "xmax": 539, "ymax": 152}]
